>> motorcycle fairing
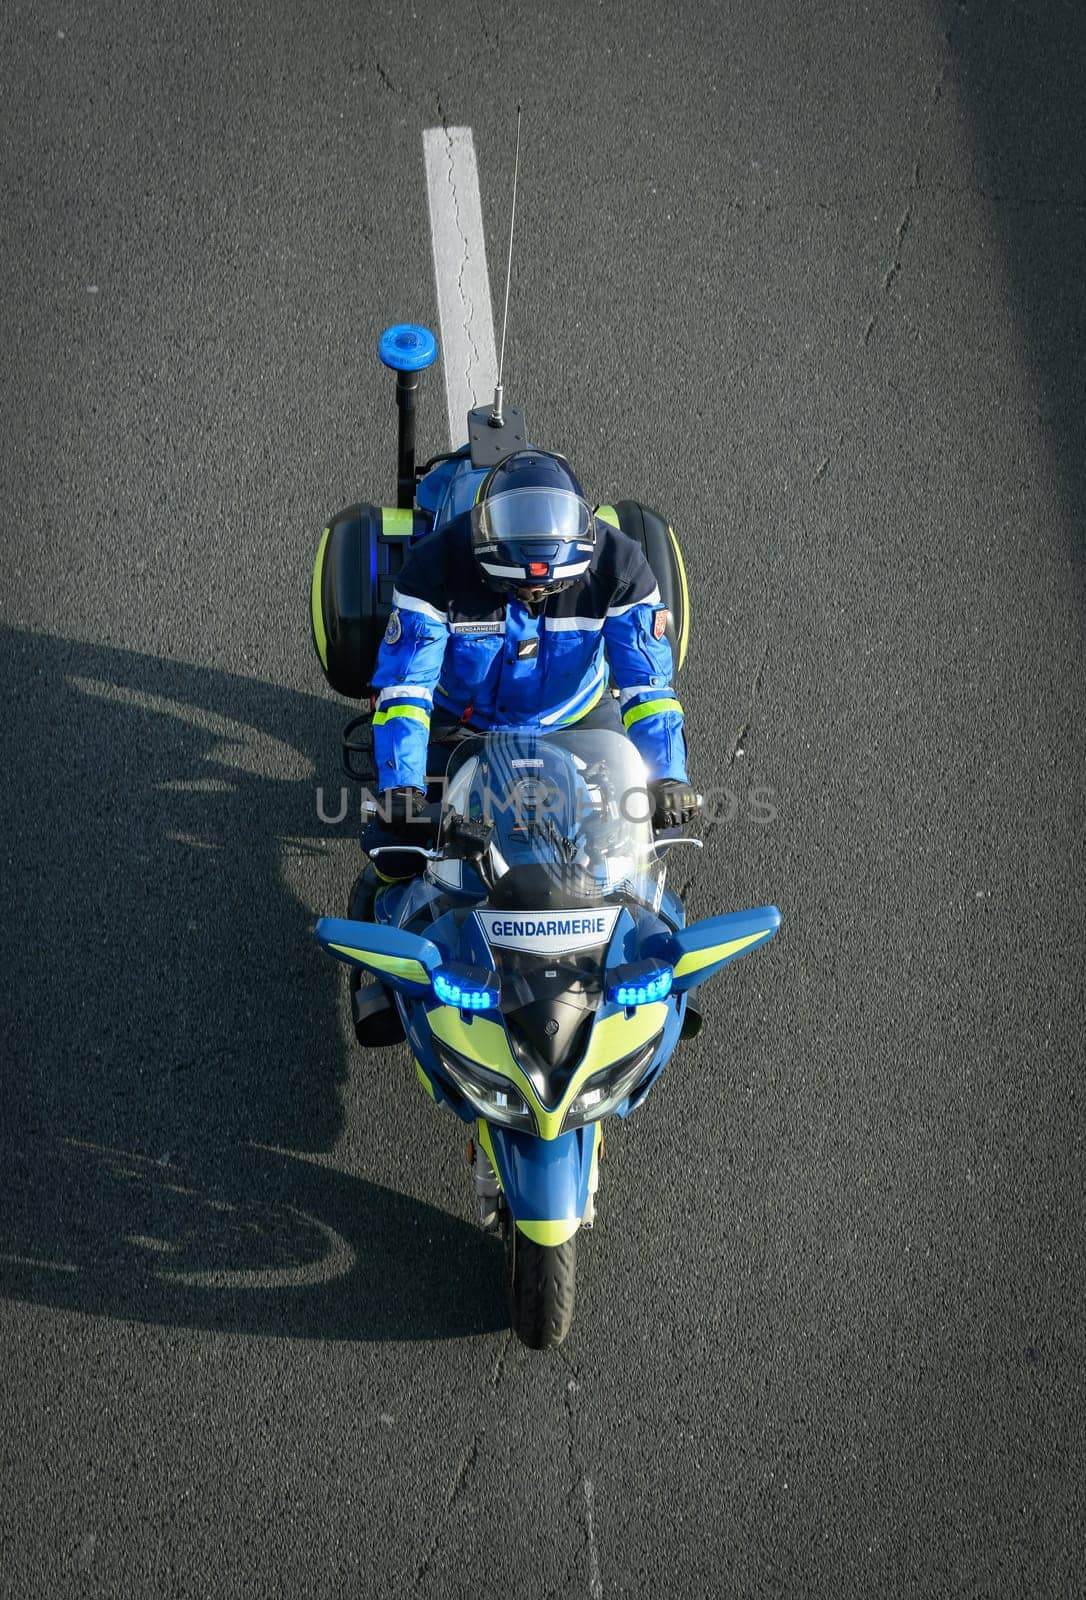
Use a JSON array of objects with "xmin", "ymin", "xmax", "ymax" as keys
[
  {"xmin": 426, "ymin": 1001, "xmax": 669, "ymax": 1141},
  {"xmin": 477, "ymin": 1117, "xmax": 599, "ymax": 1245},
  {"xmin": 614, "ymin": 989, "xmax": 686, "ymax": 1118}
]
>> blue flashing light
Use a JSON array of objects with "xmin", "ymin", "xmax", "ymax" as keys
[
  {"xmin": 608, "ymin": 967, "xmax": 673, "ymax": 1007},
  {"xmin": 432, "ymin": 968, "xmax": 498, "ymax": 1011},
  {"xmin": 379, "ymin": 323, "xmax": 439, "ymax": 372}
]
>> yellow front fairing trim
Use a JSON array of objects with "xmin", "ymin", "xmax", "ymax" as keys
[
  {"xmin": 431, "ymin": 1008, "xmax": 539, "ymax": 1117},
  {"xmin": 328, "ymin": 943, "xmax": 431, "ymax": 986},
  {"xmin": 673, "ymin": 930, "xmax": 770, "ymax": 978},
  {"xmin": 431, "ymin": 1003, "xmax": 668, "ymax": 1140},
  {"xmin": 668, "ymin": 525, "xmax": 690, "ymax": 668},
  {"xmin": 311, "ymin": 527, "xmax": 330, "ymax": 669},
  {"xmin": 516, "ymin": 1217, "xmax": 580, "ymax": 1246},
  {"xmin": 414, "ymin": 1059, "xmax": 436, "ymax": 1100}
]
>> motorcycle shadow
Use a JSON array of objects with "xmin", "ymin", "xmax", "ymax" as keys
[
  {"xmin": 0, "ymin": 625, "xmax": 503, "ymax": 1341},
  {"xmin": 0, "ymin": 1135, "xmax": 505, "ymax": 1341}
]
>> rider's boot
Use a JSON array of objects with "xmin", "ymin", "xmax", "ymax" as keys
[
  {"xmin": 344, "ymin": 865, "xmax": 406, "ymax": 1048},
  {"xmin": 346, "ymin": 864, "xmax": 381, "ymax": 923}
]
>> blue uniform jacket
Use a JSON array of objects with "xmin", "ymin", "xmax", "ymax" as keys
[{"xmin": 369, "ymin": 510, "xmax": 687, "ymax": 790}]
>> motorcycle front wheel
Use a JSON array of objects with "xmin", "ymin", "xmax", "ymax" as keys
[{"xmin": 504, "ymin": 1215, "xmax": 577, "ymax": 1349}]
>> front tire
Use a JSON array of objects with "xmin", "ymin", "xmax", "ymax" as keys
[{"xmin": 505, "ymin": 1218, "xmax": 577, "ymax": 1349}]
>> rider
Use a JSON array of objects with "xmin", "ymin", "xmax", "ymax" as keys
[{"xmin": 360, "ymin": 449, "xmax": 699, "ymax": 879}]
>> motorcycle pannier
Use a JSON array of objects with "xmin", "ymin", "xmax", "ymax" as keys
[{"xmin": 309, "ymin": 503, "xmax": 423, "ymax": 699}]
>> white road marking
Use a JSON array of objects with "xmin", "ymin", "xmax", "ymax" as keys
[
  {"xmin": 584, "ymin": 1476, "xmax": 603, "ymax": 1598},
  {"xmin": 423, "ymin": 126, "xmax": 498, "ymax": 449}
]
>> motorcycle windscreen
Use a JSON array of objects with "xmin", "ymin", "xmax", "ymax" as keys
[{"xmin": 438, "ymin": 726, "xmax": 663, "ymax": 902}]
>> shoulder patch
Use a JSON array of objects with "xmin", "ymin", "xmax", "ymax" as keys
[
  {"xmin": 652, "ymin": 607, "xmax": 670, "ymax": 640},
  {"xmin": 384, "ymin": 610, "xmax": 402, "ymax": 645}
]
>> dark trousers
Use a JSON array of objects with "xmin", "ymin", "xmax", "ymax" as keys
[{"xmin": 425, "ymin": 692, "xmax": 624, "ymax": 786}]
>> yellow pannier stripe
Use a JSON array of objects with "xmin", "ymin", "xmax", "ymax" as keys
[
  {"xmin": 668, "ymin": 525, "xmax": 690, "ymax": 668},
  {"xmin": 311, "ymin": 527, "xmax": 330, "ymax": 670},
  {"xmin": 328, "ymin": 943, "xmax": 431, "ymax": 985},
  {"xmin": 673, "ymin": 930, "xmax": 771, "ymax": 979},
  {"xmin": 622, "ymin": 697, "xmax": 682, "ymax": 729},
  {"xmin": 595, "ymin": 504, "xmax": 620, "ymax": 528},
  {"xmin": 517, "ymin": 1217, "xmax": 580, "ymax": 1246},
  {"xmin": 373, "ymin": 704, "xmax": 431, "ymax": 727},
  {"xmin": 431, "ymin": 1003, "xmax": 667, "ymax": 1140},
  {"xmin": 381, "ymin": 507, "xmax": 414, "ymax": 538}
]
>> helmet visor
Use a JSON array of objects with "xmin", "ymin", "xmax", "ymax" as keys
[{"xmin": 472, "ymin": 488, "xmax": 595, "ymax": 551}]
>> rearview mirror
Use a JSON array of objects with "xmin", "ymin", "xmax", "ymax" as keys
[
  {"xmin": 314, "ymin": 916, "xmax": 441, "ymax": 992},
  {"xmin": 646, "ymin": 905, "xmax": 781, "ymax": 992}
]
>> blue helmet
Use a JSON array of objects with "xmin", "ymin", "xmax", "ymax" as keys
[{"xmin": 470, "ymin": 450, "xmax": 596, "ymax": 601}]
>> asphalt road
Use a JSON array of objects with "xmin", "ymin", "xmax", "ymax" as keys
[{"xmin": 2, "ymin": 2, "xmax": 1083, "ymax": 1596}]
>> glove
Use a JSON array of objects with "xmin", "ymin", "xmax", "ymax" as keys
[
  {"xmin": 378, "ymin": 786, "xmax": 434, "ymax": 839},
  {"xmin": 648, "ymin": 779, "xmax": 702, "ymax": 831}
]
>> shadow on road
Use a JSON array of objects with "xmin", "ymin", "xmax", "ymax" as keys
[
  {"xmin": 0, "ymin": 626, "xmax": 504, "ymax": 1340},
  {"xmin": 938, "ymin": 0, "xmax": 1086, "ymax": 569}
]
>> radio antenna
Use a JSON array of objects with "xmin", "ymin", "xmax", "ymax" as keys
[{"xmin": 490, "ymin": 105, "xmax": 522, "ymax": 429}]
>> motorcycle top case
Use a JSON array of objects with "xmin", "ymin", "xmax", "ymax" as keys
[{"xmin": 310, "ymin": 503, "xmax": 427, "ymax": 699}]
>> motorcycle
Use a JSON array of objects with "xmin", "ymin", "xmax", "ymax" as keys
[
  {"xmin": 314, "ymin": 725, "xmax": 779, "ymax": 1347},
  {"xmin": 308, "ymin": 323, "xmax": 781, "ymax": 1347}
]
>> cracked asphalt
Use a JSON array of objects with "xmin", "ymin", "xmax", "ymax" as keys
[{"xmin": 1, "ymin": 2, "xmax": 1083, "ymax": 1596}]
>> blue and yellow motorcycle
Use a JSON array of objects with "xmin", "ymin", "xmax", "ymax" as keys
[{"xmin": 309, "ymin": 325, "xmax": 781, "ymax": 1346}]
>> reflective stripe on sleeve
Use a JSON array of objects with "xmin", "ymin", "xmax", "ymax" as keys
[
  {"xmin": 607, "ymin": 586, "xmax": 661, "ymax": 618},
  {"xmin": 375, "ymin": 685, "xmax": 435, "ymax": 707},
  {"xmin": 622, "ymin": 697, "xmax": 682, "ymax": 729},
  {"xmin": 617, "ymin": 683, "xmax": 662, "ymax": 707},
  {"xmin": 391, "ymin": 588, "xmax": 446, "ymax": 623},
  {"xmin": 373, "ymin": 705, "xmax": 432, "ymax": 727}
]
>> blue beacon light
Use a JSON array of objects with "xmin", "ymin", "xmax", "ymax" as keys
[
  {"xmin": 608, "ymin": 967, "xmax": 674, "ymax": 1008},
  {"xmin": 432, "ymin": 968, "xmax": 499, "ymax": 1011},
  {"xmin": 379, "ymin": 324, "xmax": 439, "ymax": 372}
]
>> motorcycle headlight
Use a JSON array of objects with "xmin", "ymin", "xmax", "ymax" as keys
[
  {"xmin": 561, "ymin": 1039, "xmax": 660, "ymax": 1132},
  {"xmin": 432, "ymin": 1042, "xmax": 535, "ymax": 1132}
]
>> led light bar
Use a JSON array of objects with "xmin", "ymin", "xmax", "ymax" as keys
[
  {"xmin": 432, "ymin": 965, "xmax": 501, "ymax": 1011},
  {"xmin": 606, "ymin": 964, "xmax": 673, "ymax": 1007}
]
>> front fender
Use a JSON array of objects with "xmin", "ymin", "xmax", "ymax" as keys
[{"xmin": 478, "ymin": 1120, "xmax": 599, "ymax": 1246}]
